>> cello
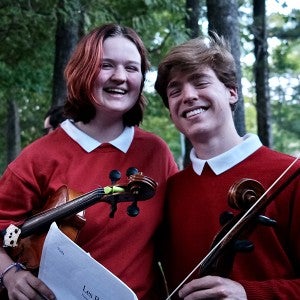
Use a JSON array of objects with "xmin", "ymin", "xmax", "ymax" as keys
[{"xmin": 165, "ymin": 156, "xmax": 300, "ymax": 299}]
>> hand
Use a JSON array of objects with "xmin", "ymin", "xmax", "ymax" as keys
[
  {"xmin": 178, "ymin": 275, "xmax": 247, "ymax": 300},
  {"xmin": 4, "ymin": 269, "xmax": 56, "ymax": 300}
]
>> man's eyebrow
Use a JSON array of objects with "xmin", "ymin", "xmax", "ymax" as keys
[
  {"xmin": 189, "ymin": 72, "xmax": 212, "ymax": 81},
  {"xmin": 167, "ymin": 72, "xmax": 212, "ymax": 89},
  {"xmin": 167, "ymin": 80, "xmax": 180, "ymax": 89}
]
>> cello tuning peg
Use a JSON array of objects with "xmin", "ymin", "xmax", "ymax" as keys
[
  {"xmin": 219, "ymin": 211, "xmax": 234, "ymax": 226},
  {"xmin": 126, "ymin": 167, "xmax": 139, "ymax": 177},
  {"xmin": 127, "ymin": 201, "xmax": 140, "ymax": 217},
  {"xmin": 109, "ymin": 170, "xmax": 121, "ymax": 184},
  {"xmin": 234, "ymin": 240, "xmax": 254, "ymax": 252},
  {"xmin": 257, "ymin": 215, "xmax": 277, "ymax": 227}
]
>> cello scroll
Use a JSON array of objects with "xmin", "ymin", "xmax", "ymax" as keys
[{"xmin": 227, "ymin": 178, "xmax": 265, "ymax": 210}]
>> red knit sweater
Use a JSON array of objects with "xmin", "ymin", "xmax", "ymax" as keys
[
  {"xmin": 0, "ymin": 126, "xmax": 178, "ymax": 300},
  {"xmin": 164, "ymin": 146, "xmax": 300, "ymax": 299}
]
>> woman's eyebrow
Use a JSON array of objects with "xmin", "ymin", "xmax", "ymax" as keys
[{"xmin": 102, "ymin": 58, "xmax": 140, "ymax": 65}]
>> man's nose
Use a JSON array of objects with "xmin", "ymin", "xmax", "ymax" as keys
[{"xmin": 182, "ymin": 83, "xmax": 198, "ymax": 103}]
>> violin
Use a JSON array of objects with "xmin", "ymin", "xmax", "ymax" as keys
[
  {"xmin": 1, "ymin": 167, "xmax": 157, "ymax": 270},
  {"xmin": 166, "ymin": 156, "xmax": 300, "ymax": 300}
]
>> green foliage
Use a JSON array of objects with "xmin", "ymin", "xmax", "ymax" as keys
[
  {"xmin": 271, "ymin": 42, "xmax": 300, "ymax": 73},
  {"xmin": 244, "ymin": 95, "xmax": 257, "ymax": 134},
  {"xmin": 141, "ymin": 93, "xmax": 182, "ymax": 164},
  {"xmin": 267, "ymin": 7, "xmax": 300, "ymax": 156},
  {"xmin": 0, "ymin": 0, "xmax": 57, "ymax": 172},
  {"xmin": 272, "ymin": 101, "xmax": 300, "ymax": 154},
  {"xmin": 268, "ymin": 9, "xmax": 300, "ymax": 40}
]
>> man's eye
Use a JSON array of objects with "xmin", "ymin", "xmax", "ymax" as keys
[
  {"xmin": 195, "ymin": 81, "xmax": 209, "ymax": 88},
  {"xmin": 168, "ymin": 89, "xmax": 181, "ymax": 98}
]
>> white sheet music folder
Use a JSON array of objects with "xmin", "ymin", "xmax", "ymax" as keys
[{"xmin": 38, "ymin": 222, "xmax": 138, "ymax": 300}]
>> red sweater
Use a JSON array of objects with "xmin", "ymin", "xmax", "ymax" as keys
[
  {"xmin": 0, "ymin": 126, "xmax": 178, "ymax": 300},
  {"xmin": 164, "ymin": 146, "xmax": 300, "ymax": 299}
]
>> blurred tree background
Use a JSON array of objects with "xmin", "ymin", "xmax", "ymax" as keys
[{"xmin": 0, "ymin": 0, "xmax": 299, "ymax": 173}]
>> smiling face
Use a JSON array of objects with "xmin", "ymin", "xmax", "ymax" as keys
[
  {"xmin": 167, "ymin": 67, "xmax": 238, "ymax": 143},
  {"xmin": 92, "ymin": 36, "xmax": 143, "ymax": 119}
]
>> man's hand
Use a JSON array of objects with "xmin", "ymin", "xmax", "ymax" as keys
[{"xmin": 178, "ymin": 275, "xmax": 247, "ymax": 299}]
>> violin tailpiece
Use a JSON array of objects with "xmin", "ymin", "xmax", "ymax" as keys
[{"xmin": 2, "ymin": 224, "xmax": 21, "ymax": 248}]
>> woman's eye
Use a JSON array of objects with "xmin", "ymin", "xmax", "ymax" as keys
[
  {"xmin": 101, "ymin": 63, "xmax": 112, "ymax": 69},
  {"xmin": 126, "ymin": 65, "xmax": 139, "ymax": 72}
]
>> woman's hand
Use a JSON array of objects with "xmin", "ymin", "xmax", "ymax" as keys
[{"xmin": 4, "ymin": 268, "xmax": 56, "ymax": 300}]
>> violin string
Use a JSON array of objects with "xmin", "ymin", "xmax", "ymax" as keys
[{"xmin": 165, "ymin": 154, "xmax": 299, "ymax": 300}]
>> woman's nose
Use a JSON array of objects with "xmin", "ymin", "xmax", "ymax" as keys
[{"xmin": 111, "ymin": 66, "xmax": 126, "ymax": 82}]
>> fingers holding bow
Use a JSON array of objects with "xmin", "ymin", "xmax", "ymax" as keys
[{"xmin": 178, "ymin": 275, "xmax": 247, "ymax": 300}]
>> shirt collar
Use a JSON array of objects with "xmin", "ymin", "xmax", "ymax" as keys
[
  {"xmin": 60, "ymin": 119, "xmax": 134, "ymax": 153},
  {"xmin": 190, "ymin": 133, "xmax": 262, "ymax": 175}
]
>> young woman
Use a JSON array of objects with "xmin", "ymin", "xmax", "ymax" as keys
[{"xmin": 0, "ymin": 24, "xmax": 178, "ymax": 300}]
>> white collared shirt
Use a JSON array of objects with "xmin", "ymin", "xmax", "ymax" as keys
[
  {"xmin": 60, "ymin": 119, "xmax": 134, "ymax": 153},
  {"xmin": 190, "ymin": 133, "xmax": 263, "ymax": 175}
]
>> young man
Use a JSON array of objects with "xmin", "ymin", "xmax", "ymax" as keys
[{"xmin": 155, "ymin": 33, "xmax": 300, "ymax": 299}]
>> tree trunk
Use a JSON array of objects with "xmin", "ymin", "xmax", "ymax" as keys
[
  {"xmin": 52, "ymin": 0, "xmax": 82, "ymax": 106},
  {"xmin": 7, "ymin": 100, "xmax": 21, "ymax": 164},
  {"xmin": 183, "ymin": 0, "xmax": 201, "ymax": 168},
  {"xmin": 186, "ymin": 0, "xmax": 201, "ymax": 38},
  {"xmin": 253, "ymin": 0, "xmax": 272, "ymax": 147},
  {"xmin": 206, "ymin": 0, "xmax": 246, "ymax": 136}
]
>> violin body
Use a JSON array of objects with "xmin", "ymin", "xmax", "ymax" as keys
[
  {"xmin": 7, "ymin": 186, "xmax": 86, "ymax": 270},
  {"xmin": 2, "ymin": 171, "xmax": 157, "ymax": 270}
]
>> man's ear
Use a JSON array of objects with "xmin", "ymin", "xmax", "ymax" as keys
[{"xmin": 228, "ymin": 87, "xmax": 238, "ymax": 105}]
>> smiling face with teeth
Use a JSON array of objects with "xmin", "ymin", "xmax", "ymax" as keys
[
  {"xmin": 92, "ymin": 36, "xmax": 143, "ymax": 120},
  {"xmin": 166, "ymin": 67, "xmax": 238, "ymax": 142}
]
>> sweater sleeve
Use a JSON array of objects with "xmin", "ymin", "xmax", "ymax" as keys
[{"xmin": 241, "ymin": 278, "xmax": 300, "ymax": 299}]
